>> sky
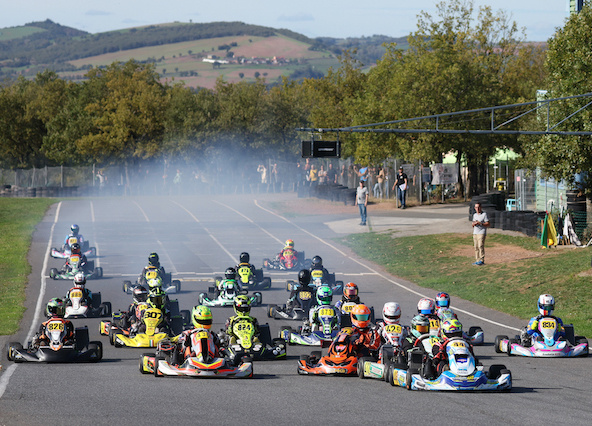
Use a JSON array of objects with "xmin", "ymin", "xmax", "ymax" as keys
[{"xmin": 1, "ymin": 0, "xmax": 573, "ymax": 42}]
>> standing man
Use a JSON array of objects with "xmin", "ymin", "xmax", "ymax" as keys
[
  {"xmin": 356, "ymin": 180, "xmax": 369, "ymax": 226},
  {"xmin": 393, "ymin": 167, "xmax": 408, "ymax": 209},
  {"xmin": 472, "ymin": 202, "xmax": 490, "ymax": 265}
]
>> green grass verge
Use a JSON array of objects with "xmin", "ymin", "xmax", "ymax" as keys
[
  {"xmin": 0, "ymin": 198, "xmax": 55, "ymax": 335},
  {"xmin": 341, "ymin": 232, "xmax": 592, "ymax": 337}
]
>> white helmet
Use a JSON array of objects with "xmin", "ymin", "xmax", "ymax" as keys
[
  {"xmin": 538, "ymin": 294, "xmax": 555, "ymax": 316},
  {"xmin": 417, "ymin": 298, "xmax": 435, "ymax": 315},
  {"xmin": 382, "ymin": 302, "xmax": 402, "ymax": 325},
  {"xmin": 74, "ymin": 272, "xmax": 86, "ymax": 288}
]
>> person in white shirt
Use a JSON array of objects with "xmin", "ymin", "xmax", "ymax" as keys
[{"xmin": 471, "ymin": 202, "xmax": 490, "ymax": 265}]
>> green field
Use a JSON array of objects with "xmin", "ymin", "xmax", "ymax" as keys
[
  {"xmin": 341, "ymin": 232, "xmax": 592, "ymax": 337},
  {"xmin": 0, "ymin": 25, "xmax": 46, "ymax": 41},
  {"xmin": 0, "ymin": 198, "xmax": 55, "ymax": 335}
]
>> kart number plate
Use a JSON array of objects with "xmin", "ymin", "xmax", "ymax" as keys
[
  {"xmin": 70, "ymin": 255, "xmax": 80, "ymax": 264},
  {"xmin": 541, "ymin": 319, "xmax": 557, "ymax": 329},
  {"xmin": 452, "ymin": 341, "xmax": 466, "ymax": 348},
  {"xmin": 234, "ymin": 322, "xmax": 254, "ymax": 333},
  {"xmin": 385, "ymin": 324, "xmax": 402, "ymax": 333},
  {"xmin": 195, "ymin": 331, "xmax": 209, "ymax": 340},
  {"xmin": 335, "ymin": 368, "xmax": 348, "ymax": 374},
  {"xmin": 70, "ymin": 290, "xmax": 83, "ymax": 298},
  {"xmin": 48, "ymin": 321, "xmax": 65, "ymax": 331},
  {"xmin": 299, "ymin": 291, "xmax": 312, "ymax": 301},
  {"xmin": 429, "ymin": 319, "xmax": 440, "ymax": 329},
  {"xmin": 68, "ymin": 237, "xmax": 78, "ymax": 245},
  {"xmin": 319, "ymin": 308, "xmax": 335, "ymax": 317},
  {"xmin": 145, "ymin": 270, "xmax": 158, "ymax": 280},
  {"xmin": 342, "ymin": 303, "xmax": 355, "ymax": 313},
  {"xmin": 311, "ymin": 271, "xmax": 323, "ymax": 279},
  {"xmin": 283, "ymin": 250, "xmax": 294, "ymax": 257}
]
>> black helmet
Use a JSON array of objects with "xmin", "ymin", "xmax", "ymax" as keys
[
  {"xmin": 239, "ymin": 252, "xmax": 250, "ymax": 264},
  {"xmin": 225, "ymin": 267, "xmax": 236, "ymax": 280},
  {"xmin": 71, "ymin": 243, "xmax": 81, "ymax": 254},
  {"xmin": 133, "ymin": 285, "xmax": 149, "ymax": 303},
  {"xmin": 311, "ymin": 255, "xmax": 322, "ymax": 268},
  {"xmin": 148, "ymin": 252, "xmax": 159, "ymax": 267},
  {"xmin": 298, "ymin": 269, "xmax": 311, "ymax": 285}
]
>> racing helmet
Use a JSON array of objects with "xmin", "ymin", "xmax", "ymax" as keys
[
  {"xmin": 70, "ymin": 224, "xmax": 79, "ymax": 235},
  {"xmin": 285, "ymin": 239, "xmax": 294, "ymax": 249},
  {"xmin": 46, "ymin": 297, "xmax": 65, "ymax": 318},
  {"xmin": 410, "ymin": 315, "xmax": 430, "ymax": 338},
  {"xmin": 148, "ymin": 289, "xmax": 166, "ymax": 309},
  {"xmin": 133, "ymin": 285, "xmax": 149, "ymax": 303},
  {"xmin": 351, "ymin": 304, "xmax": 372, "ymax": 329},
  {"xmin": 316, "ymin": 285, "xmax": 333, "ymax": 306},
  {"xmin": 435, "ymin": 292, "xmax": 450, "ymax": 308},
  {"xmin": 298, "ymin": 269, "xmax": 311, "ymax": 286},
  {"xmin": 73, "ymin": 272, "xmax": 86, "ymax": 288},
  {"xmin": 234, "ymin": 295, "xmax": 251, "ymax": 316},
  {"xmin": 71, "ymin": 243, "xmax": 81, "ymax": 254},
  {"xmin": 148, "ymin": 252, "xmax": 160, "ymax": 267},
  {"xmin": 192, "ymin": 305, "xmax": 213, "ymax": 329},
  {"xmin": 311, "ymin": 255, "xmax": 322, "ymax": 268},
  {"xmin": 147, "ymin": 277, "xmax": 163, "ymax": 291},
  {"xmin": 382, "ymin": 302, "xmax": 402, "ymax": 325},
  {"xmin": 225, "ymin": 267, "xmax": 237, "ymax": 280},
  {"xmin": 538, "ymin": 294, "xmax": 555, "ymax": 316},
  {"xmin": 417, "ymin": 298, "xmax": 435, "ymax": 315},
  {"xmin": 239, "ymin": 252, "xmax": 250, "ymax": 264},
  {"xmin": 343, "ymin": 282, "xmax": 359, "ymax": 302},
  {"xmin": 440, "ymin": 319, "xmax": 463, "ymax": 340}
]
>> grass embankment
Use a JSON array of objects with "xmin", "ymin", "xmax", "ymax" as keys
[
  {"xmin": 0, "ymin": 198, "xmax": 55, "ymax": 335},
  {"xmin": 342, "ymin": 232, "xmax": 592, "ymax": 337}
]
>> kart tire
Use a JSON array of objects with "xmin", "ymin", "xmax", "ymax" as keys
[
  {"xmin": 50, "ymin": 268, "xmax": 58, "ymax": 280},
  {"xmin": 495, "ymin": 335, "xmax": 508, "ymax": 354},
  {"xmin": 299, "ymin": 354, "xmax": 310, "ymax": 362},
  {"xmin": 173, "ymin": 280, "xmax": 181, "ymax": 293},
  {"xmin": 92, "ymin": 292, "xmax": 102, "ymax": 309},
  {"xmin": 261, "ymin": 277, "xmax": 272, "ymax": 290},
  {"xmin": 469, "ymin": 326, "xmax": 483, "ymax": 336},
  {"xmin": 109, "ymin": 328, "xmax": 117, "ymax": 346},
  {"xmin": 357, "ymin": 357, "xmax": 373, "ymax": 379},
  {"xmin": 389, "ymin": 365, "xmax": 398, "ymax": 386},
  {"xmin": 180, "ymin": 310, "xmax": 190, "ymax": 326},
  {"xmin": 406, "ymin": 369, "xmax": 415, "ymax": 390},
  {"xmin": 100, "ymin": 302, "xmax": 112, "ymax": 317},
  {"xmin": 139, "ymin": 354, "xmax": 151, "ymax": 374},
  {"xmin": 507, "ymin": 338, "xmax": 516, "ymax": 356},
  {"xmin": 310, "ymin": 350, "xmax": 322, "ymax": 361},
  {"xmin": 254, "ymin": 292, "xmax": 263, "ymax": 305},
  {"xmin": 487, "ymin": 364, "xmax": 506, "ymax": 380},
  {"xmin": 97, "ymin": 267, "xmax": 103, "ymax": 278},
  {"xmin": 154, "ymin": 357, "xmax": 165, "ymax": 377},
  {"xmin": 575, "ymin": 337, "xmax": 589, "ymax": 356},
  {"xmin": 123, "ymin": 281, "xmax": 132, "ymax": 294},
  {"xmin": 199, "ymin": 293, "xmax": 206, "ymax": 304},
  {"xmin": 7, "ymin": 342, "xmax": 22, "ymax": 361},
  {"xmin": 267, "ymin": 305, "xmax": 276, "ymax": 318},
  {"xmin": 89, "ymin": 341, "xmax": 103, "ymax": 362}
]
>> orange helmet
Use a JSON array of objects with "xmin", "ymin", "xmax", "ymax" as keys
[
  {"xmin": 344, "ymin": 282, "xmax": 358, "ymax": 301},
  {"xmin": 285, "ymin": 239, "xmax": 294, "ymax": 249},
  {"xmin": 351, "ymin": 304, "xmax": 371, "ymax": 329}
]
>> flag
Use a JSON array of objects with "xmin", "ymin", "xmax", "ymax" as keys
[{"xmin": 541, "ymin": 213, "xmax": 558, "ymax": 248}]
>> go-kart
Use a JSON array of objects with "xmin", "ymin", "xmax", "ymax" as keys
[
  {"xmin": 64, "ymin": 286, "xmax": 111, "ymax": 319},
  {"xmin": 268, "ymin": 282, "xmax": 316, "ymax": 321},
  {"xmin": 139, "ymin": 333, "xmax": 253, "ymax": 378},
  {"xmin": 263, "ymin": 249, "xmax": 310, "ymax": 271},
  {"xmin": 199, "ymin": 281, "xmax": 262, "ymax": 307},
  {"xmin": 309, "ymin": 273, "xmax": 344, "ymax": 295},
  {"xmin": 109, "ymin": 306, "xmax": 171, "ymax": 348},
  {"xmin": 279, "ymin": 306, "xmax": 340, "ymax": 346},
  {"xmin": 49, "ymin": 255, "xmax": 103, "ymax": 280},
  {"xmin": 385, "ymin": 337, "xmax": 512, "ymax": 391},
  {"xmin": 50, "ymin": 235, "xmax": 96, "ymax": 259},
  {"xmin": 122, "ymin": 266, "xmax": 181, "ymax": 294},
  {"xmin": 233, "ymin": 265, "xmax": 271, "ymax": 291},
  {"xmin": 6, "ymin": 324, "xmax": 102, "ymax": 363},
  {"xmin": 495, "ymin": 317, "xmax": 588, "ymax": 357},
  {"xmin": 297, "ymin": 327, "xmax": 368, "ymax": 376},
  {"xmin": 220, "ymin": 321, "xmax": 286, "ymax": 361},
  {"xmin": 357, "ymin": 323, "xmax": 409, "ymax": 381}
]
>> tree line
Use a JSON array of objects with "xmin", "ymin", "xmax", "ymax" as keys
[{"xmin": 0, "ymin": 0, "xmax": 589, "ymax": 195}]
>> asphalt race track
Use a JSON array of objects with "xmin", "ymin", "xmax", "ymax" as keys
[{"xmin": 1, "ymin": 193, "xmax": 590, "ymax": 425}]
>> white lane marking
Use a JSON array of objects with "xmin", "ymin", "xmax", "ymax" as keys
[
  {"xmin": 172, "ymin": 201, "xmax": 236, "ymax": 264},
  {"xmin": 157, "ymin": 239, "xmax": 178, "ymax": 274},
  {"xmin": 90, "ymin": 201, "xmax": 95, "ymax": 223},
  {"xmin": 133, "ymin": 200, "xmax": 150, "ymax": 222},
  {"xmin": 95, "ymin": 241, "xmax": 101, "ymax": 268},
  {"xmin": 214, "ymin": 200, "xmax": 283, "ymax": 245},
  {"xmin": 254, "ymin": 200, "xmax": 520, "ymax": 332},
  {"xmin": 0, "ymin": 202, "xmax": 62, "ymax": 400}
]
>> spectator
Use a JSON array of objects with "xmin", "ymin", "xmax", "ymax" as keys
[
  {"xmin": 393, "ymin": 167, "xmax": 408, "ymax": 209},
  {"xmin": 173, "ymin": 169, "xmax": 182, "ymax": 194},
  {"xmin": 374, "ymin": 167, "xmax": 385, "ymax": 198},
  {"xmin": 327, "ymin": 163, "xmax": 337, "ymax": 184},
  {"xmin": 309, "ymin": 164, "xmax": 319, "ymax": 186},
  {"xmin": 471, "ymin": 202, "xmax": 490, "ymax": 266},
  {"xmin": 257, "ymin": 164, "xmax": 268, "ymax": 184},
  {"xmin": 355, "ymin": 180, "xmax": 369, "ymax": 226},
  {"xmin": 318, "ymin": 165, "xmax": 327, "ymax": 184}
]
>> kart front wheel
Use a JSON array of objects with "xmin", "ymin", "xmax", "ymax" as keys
[
  {"xmin": 100, "ymin": 302, "xmax": 112, "ymax": 317},
  {"xmin": 494, "ymin": 335, "xmax": 508, "ymax": 354},
  {"xmin": 89, "ymin": 341, "xmax": 103, "ymax": 362},
  {"xmin": 154, "ymin": 357, "xmax": 165, "ymax": 377},
  {"xmin": 357, "ymin": 357, "xmax": 373, "ymax": 379},
  {"xmin": 7, "ymin": 342, "xmax": 22, "ymax": 361},
  {"xmin": 49, "ymin": 268, "xmax": 59, "ymax": 280}
]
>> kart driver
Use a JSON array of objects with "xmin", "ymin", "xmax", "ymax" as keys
[
  {"xmin": 139, "ymin": 252, "xmax": 166, "ymax": 286},
  {"xmin": 236, "ymin": 252, "xmax": 257, "ymax": 285},
  {"xmin": 309, "ymin": 255, "xmax": 329, "ymax": 283},
  {"xmin": 176, "ymin": 305, "xmax": 222, "ymax": 361},
  {"xmin": 225, "ymin": 295, "xmax": 261, "ymax": 346},
  {"xmin": 376, "ymin": 302, "xmax": 409, "ymax": 343},
  {"xmin": 429, "ymin": 319, "xmax": 477, "ymax": 378},
  {"xmin": 278, "ymin": 239, "xmax": 298, "ymax": 264},
  {"xmin": 350, "ymin": 304, "xmax": 381, "ymax": 356},
  {"xmin": 285, "ymin": 269, "xmax": 315, "ymax": 313},
  {"xmin": 217, "ymin": 267, "xmax": 242, "ymax": 292},
  {"xmin": 417, "ymin": 297, "xmax": 440, "ymax": 335},
  {"xmin": 520, "ymin": 294, "xmax": 565, "ymax": 346},
  {"xmin": 335, "ymin": 282, "xmax": 362, "ymax": 313},
  {"xmin": 65, "ymin": 273, "xmax": 92, "ymax": 305},
  {"xmin": 63, "ymin": 224, "xmax": 85, "ymax": 249},
  {"xmin": 123, "ymin": 285, "xmax": 149, "ymax": 328},
  {"xmin": 32, "ymin": 298, "xmax": 75, "ymax": 348},
  {"xmin": 304, "ymin": 285, "xmax": 341, "ymax": 333},
  {"xmin": 65, "ymin": 243, "xmax": 90, "ymax": 274}
]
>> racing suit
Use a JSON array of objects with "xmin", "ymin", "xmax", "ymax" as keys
[
  {"xmin": 63, "ymin": 233, "xmax": 85, "ymax": 249},
  {"xmin": 235, "ymin": 262, "xmax": 256, "ymax": 286},
  {"xmin": 351, "ymin": 326, "xmax": 381, "ymax": 356},
  {"xmin": 217, "ymin": 278, "xmax": 241, "ymax": 293},
  {"xmin": 65, "ymin": 253, "xmax": 89, "ymax": 274},
  {"xmin": 286, "ymin": 283, "xmax": 316, "ymax": 312},
  {"xmin": 305, "ymin": 304, "xmax": 341, "ymax": 333},
  {"xmin": 278, "ymin": 247, "xmax": 298, "ymax": 264},
  {"xmin": 309, "ymin": 266, "xmax": 329, "ymax": 283},
  {"xmin": 225, "ymin": 314, "xmax": 261, "ymax": 346},
  {"xmin": 335, "ymin": 296, "xmax": 361, "ymax": 313},
  {"xmin": 139, "ymin": 265, "xmax": 166, "ymax": 286},
  {"xmin": 521, "ymin": 315, "xmax": 565, "ymax": 346},
  {"xmin": 375, "ymin": 320, "xmax": 409, "ymax": 345},
  {"xmin": 33, "ymin": 317, "xmax": 75, "ymax": 348},
  {"xmin": 176, "ymin": 328, "xmax": 222, "ymax": 361},
  {"xmin": 65, "ymin": 286, "xmax": 92, "ymax": 306},
  {"xmin": 430, "ymin": 337, "xmax": 477, "ymax": 377}
]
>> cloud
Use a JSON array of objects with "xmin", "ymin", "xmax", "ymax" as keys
[
  {"xmin": 85, "ymin": 10, "xmax": 112, "ymax": 17},
  {"xmin": 277, "ymin": 13, "xmax": 314, "ymax": 23}
]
